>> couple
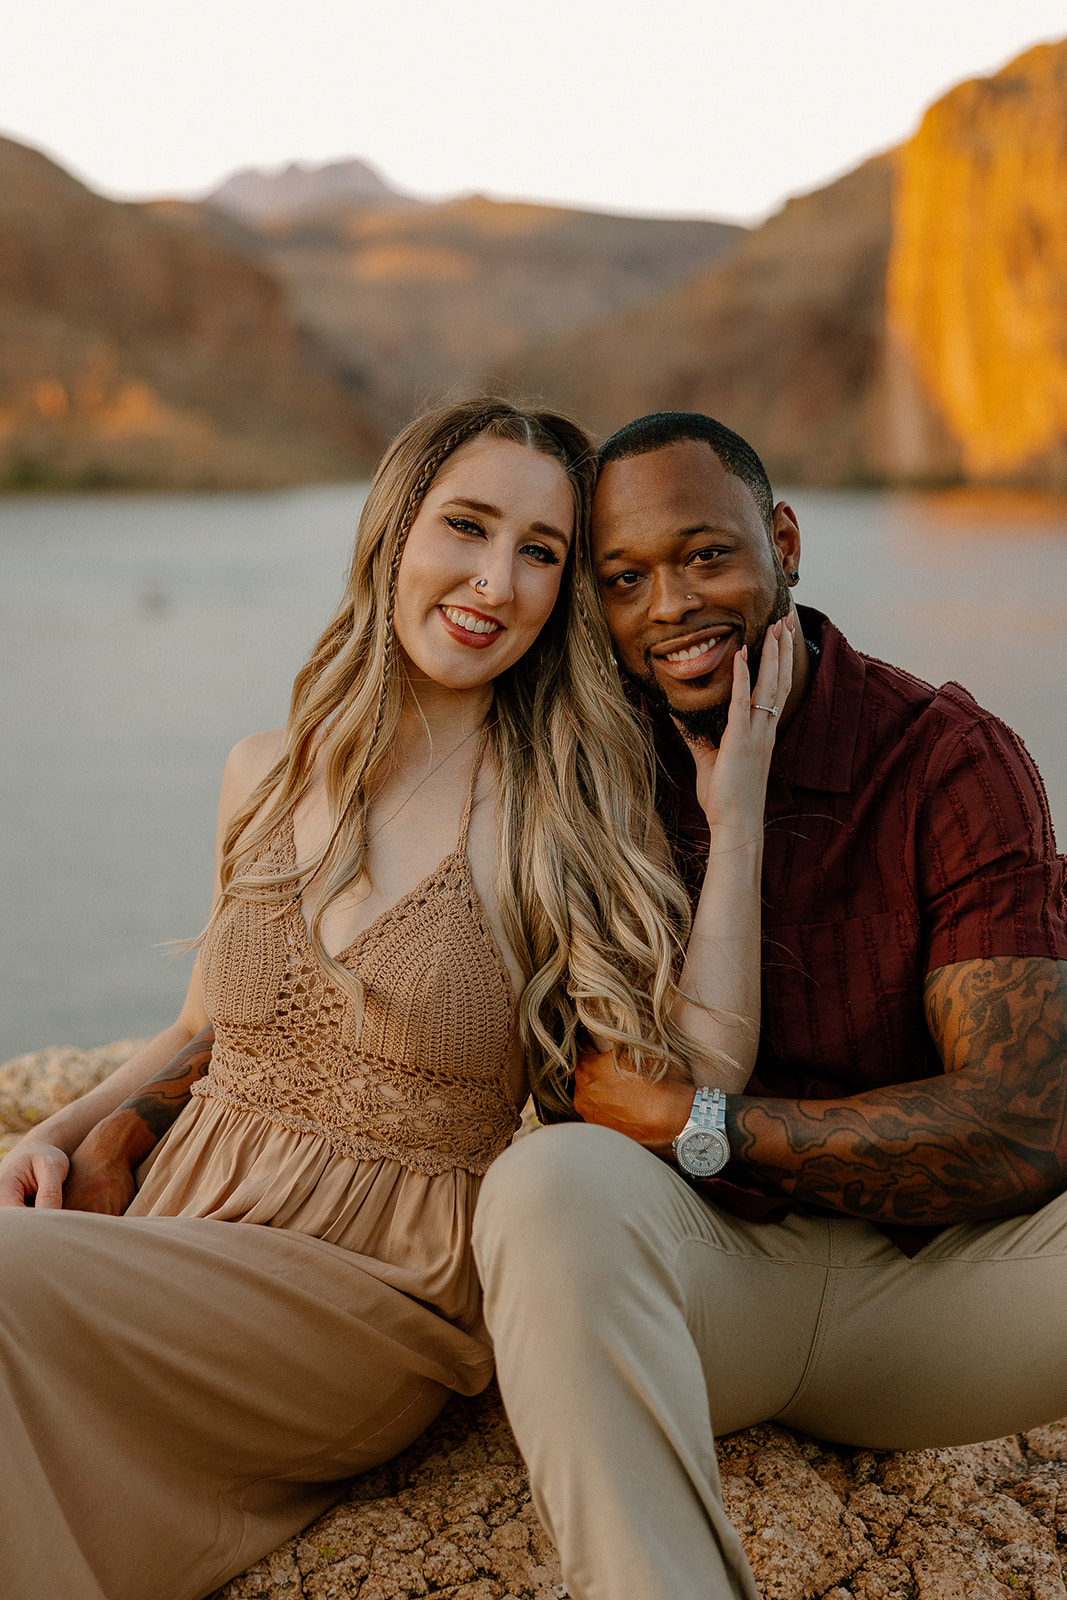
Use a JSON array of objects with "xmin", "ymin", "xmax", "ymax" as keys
[{"xmin": 1, "ymin": 398, "xmax": 1065, "ymax": 1600}]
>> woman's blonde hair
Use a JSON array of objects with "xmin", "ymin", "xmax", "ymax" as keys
[{"xmin": 212, "ymin": 396, "xmax": 703, "ymax": 1116}]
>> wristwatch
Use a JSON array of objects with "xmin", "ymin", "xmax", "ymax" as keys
[{"xmin": 672, "ymin": 1087, "xmax": 730, "ymax": 1178}]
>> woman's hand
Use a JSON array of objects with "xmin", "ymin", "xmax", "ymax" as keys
[
  {"xmin": 684, "ymin": 617, "xmax": 793, "ymax": 833},
  {"xmin": 665, "ymin": 617, "xmax": 793, "ymax": 1089},
  {"xmin": 574, "ymin": 1047, "xmax": 693, "ymax": 1156},
  {"xmin": 0, "ymin": 1141, "xmax": 70, "ymax": 1208}
]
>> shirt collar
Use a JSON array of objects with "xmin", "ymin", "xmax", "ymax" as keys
[{"xmin": 771, "ymin": 606, "xmax": 864, "ymax": 795}]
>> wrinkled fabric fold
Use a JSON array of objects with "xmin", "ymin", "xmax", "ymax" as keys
[
  {"xmin": 130, "ymin": 1095, "xmax": 486, "ymax": 1326},
  {"xmin": 0, "ymin": 1205, "xmax": 487, "ymax": 1600}
]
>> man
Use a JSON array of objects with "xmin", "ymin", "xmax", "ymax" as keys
[{"xmin": 470, "ymin": 412, "xmax": 1067, "ymax": 1600}]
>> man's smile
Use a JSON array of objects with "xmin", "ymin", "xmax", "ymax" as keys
[{"xmin": 648, "ymin": 626, "xmax": 737, "ymax": 683}]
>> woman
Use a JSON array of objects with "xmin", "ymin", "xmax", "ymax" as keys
[{"xmin": 0, "ymin": 398, "xmax": 789, "ymax": 1600}]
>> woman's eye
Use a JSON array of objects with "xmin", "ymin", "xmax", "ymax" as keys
[
  {"xmin": 522, "ymin": 543, "xmax": 561, "ymax": 566},
  {"xmin": 445, "ymin": 516, "xmax": 485, "ymax": 537}
]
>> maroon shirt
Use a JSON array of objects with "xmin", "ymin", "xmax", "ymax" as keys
[{"xmin": 654, "ymin": 607, "xmax": 1067, "ymax": 1244}]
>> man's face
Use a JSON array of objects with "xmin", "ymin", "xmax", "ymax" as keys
[{"xmin": 592, "ymin": 440, "xmax": 800, "ymax": 744}]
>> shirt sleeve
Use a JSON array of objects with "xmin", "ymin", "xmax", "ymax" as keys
[{"xmin": 917, "ymin": 694, "xmax": 1067, "ymax": 969}]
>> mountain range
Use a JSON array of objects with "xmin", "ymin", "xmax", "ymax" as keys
[
  {"xmin": 0, "ymin": 138, "xmax": 381, "ymax": 489},
  {"xmin": 3, "ymin": 35, "xmax": 1066, "ymax": 490},
  {"xmin": 208, "ymin": 157, "xmax": 419, "ymax": 222},
  {"xmin": 191, "ymin": 186, "xmax": 742, "ymax": 437}
]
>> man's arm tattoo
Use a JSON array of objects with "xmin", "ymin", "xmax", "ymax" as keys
[
  {"xmin": 120, "ymin": 1024, "xmax": 215, "ymax": 1143},
  {"xmin": 726, "ymin": 958, "xmax": 1067, "ymax": 1225}
]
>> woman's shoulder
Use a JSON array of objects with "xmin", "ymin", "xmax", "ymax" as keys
[
  {"xmin": 219, "ymin": 729, "xmax": 287, "ymax": 818},
  {"xmin": 227, "ymin": 728, "xmax": 286, "ymax": 780}
]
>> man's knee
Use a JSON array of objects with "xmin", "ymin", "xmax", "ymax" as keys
[
  {"xmin": 478, "ymin": 1121, "xmax": 656, "ymax": 1224},
  {"xmin": 474, "ymin": 1123, "xmax": 676, "ymax": 1286}
]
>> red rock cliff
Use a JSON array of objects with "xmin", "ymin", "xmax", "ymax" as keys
[
  {"xmin": 520, "ymin": 38, "xmax": 1067, "ymax": 489},
  {"xmin": 881, "ymin": 40, "xmax": 1067, "ymax": 485}
]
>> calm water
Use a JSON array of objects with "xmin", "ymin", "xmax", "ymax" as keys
[{"xmin": 2, "ymin": 483, "xmax": 1066, "ymax": 1061}]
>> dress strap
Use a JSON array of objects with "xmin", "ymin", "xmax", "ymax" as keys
[{"xmin": 457, "ymin": 724, "xmax": 490, "ymax": 856}]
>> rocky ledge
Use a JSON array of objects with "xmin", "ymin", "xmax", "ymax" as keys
[
  {"xmin": 206, "ymin": 1382, "xmax": 1067, "ymax": 1600},
  {"xmin": 4, "ymin": 1042, "xmax": 1067, "ymax": 1600}
]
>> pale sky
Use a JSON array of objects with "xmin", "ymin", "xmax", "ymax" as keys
[{"xmin": 2, "ymin": 0, "xmax": 1065, "ymax": 221}]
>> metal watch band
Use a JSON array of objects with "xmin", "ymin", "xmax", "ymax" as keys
[
  {"xmin": 671, "ymin": 1086, "xmax": 729, "ymax": 1178},
  {"xmin": 688, "ymin": 1086, "xmax": 719, "ymax": 1133}
]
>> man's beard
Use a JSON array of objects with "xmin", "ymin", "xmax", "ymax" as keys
[{"xmin": 626, "ymin": 573, "xmax": 791, "ymax": 749}]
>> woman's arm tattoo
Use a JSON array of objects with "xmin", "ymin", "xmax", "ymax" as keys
[{"xmin": 726, "ymin": 958, "xmax": 1067, "ymax": 1225}]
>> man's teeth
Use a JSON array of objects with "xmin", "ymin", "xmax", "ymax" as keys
[
  {"xmin": 664, "ymin": 640, "xmax": 717, "ymax": 663},
  {"xmin": 443, "ymin": 606, "xmax": 500, "ymax": 635}
]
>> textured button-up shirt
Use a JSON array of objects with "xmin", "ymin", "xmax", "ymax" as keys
[{"xmin": 653, "ymin": 606, "xmax": 1067, "ymax": 1242}]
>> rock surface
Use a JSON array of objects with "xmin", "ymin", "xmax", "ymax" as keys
[
  {"xmin": 206, "ymin": 1388, "xmax": 1067, "ymax": 1600},
  {"xmin": 209, "ymin": 1385, "xmax": 565, "ymax": 1600},
  {"xmin": 204, "ymin": 1388, "xmax": 1067, "ymax": 1600},
  {"xmin": 0, "ymin": 1038, "xmax": 147, "ymax": 1154},
  {"xmin": 5, "ymin": 1041, "xmax": 1067, "ymax": 1599}
]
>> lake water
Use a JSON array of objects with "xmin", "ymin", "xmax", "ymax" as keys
[{"xmin": 2, "ymin": 482, "xmax": 1066, "ymax": 1061}]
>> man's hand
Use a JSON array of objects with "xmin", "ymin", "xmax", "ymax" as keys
[
  {"xmin": 63, "ymin": 1111, "xmax": 144, "ymax": 1214},
  {"xmin": 574, "ymin": 1048, "xmax": 693, "ymax": 1157},
  {"xmin": 46, "ymin": 1023, "xmax": 214, "ymax": 1214},
  {"xmin": 60, "ymin": 1024, "xmax": 215, "ymax": 1213},
  {"xmin": 0, "ymin": 1142, "xmax": 70, "ymax": 1208}
]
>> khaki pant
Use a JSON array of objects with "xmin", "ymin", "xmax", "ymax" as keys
[{"xmin": 472, "ymin": 1123, "xmax": 1067, "ymax": 1600}]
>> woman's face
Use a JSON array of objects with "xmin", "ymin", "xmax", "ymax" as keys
[{"xmin": 394, "ymin": 435, "xmax": 574, "ymax": 692}]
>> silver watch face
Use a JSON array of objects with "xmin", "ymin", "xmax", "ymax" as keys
[{"xmin": 675, "ymin": 1127, "xmax": 730, "ymax": 1178}]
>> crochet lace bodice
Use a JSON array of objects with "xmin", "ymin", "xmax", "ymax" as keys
[{"xmin": 196, "ymin": 764, "xmax": 520, "ymax": 1177}]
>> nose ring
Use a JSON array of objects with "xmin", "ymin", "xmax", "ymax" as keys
[{"xmin": 474, "ymin": 577, "xmax": 488, "ymax": 592}]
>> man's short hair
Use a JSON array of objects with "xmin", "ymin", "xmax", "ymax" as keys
[{"xmin": 599, "ymin": 412, "xmax": 774, "ymax": 534}]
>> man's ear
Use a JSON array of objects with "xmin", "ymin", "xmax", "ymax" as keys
[{"xmin": 771, "ymin": 502, "xmax": 801, "ymax": 582}]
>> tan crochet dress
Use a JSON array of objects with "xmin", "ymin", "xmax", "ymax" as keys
[{"xmin": 0, "ymin": 755, "xmax": 521, "ymax": 1600}]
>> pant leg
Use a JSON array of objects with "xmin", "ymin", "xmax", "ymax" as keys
[
  {"xmin": 475, "ymin": 1127, "xmax": 1067, "ymax": 1597},
  {"xmin": 779, "ymin": 1192, "xmax": 1067, "ymax": 1450},
  {"xmin": 472, "ymin": 1124, "xmax": 834, "ymax": 1600},
  {"xmin": 0, "ymin": 1208, "xmax": 457, "ymax": 1600}
]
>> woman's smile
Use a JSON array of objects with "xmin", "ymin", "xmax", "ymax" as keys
[{"xmin": 438, "ymin": 603, "xmax": 504, "ymax": 646}]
